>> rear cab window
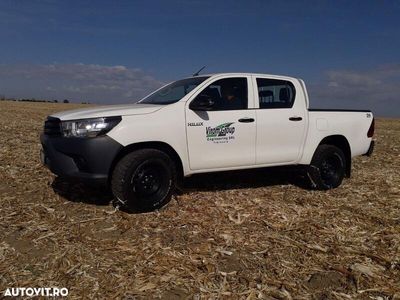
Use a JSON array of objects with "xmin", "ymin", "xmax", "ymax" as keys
[{"xmin": 256, "ymin": 78, "xmax": 296, "ymax": 109}]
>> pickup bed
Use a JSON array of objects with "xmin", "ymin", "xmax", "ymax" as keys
[{"xmin": 40, "ymin": 73, "xmax": 375, "ymax": 211}]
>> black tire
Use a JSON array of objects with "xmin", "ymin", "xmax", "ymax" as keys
[
  {"xmin": 307, "ymin": 145, "xmax": 346, "ymax": 190},
  {"xmin": 111, "ymin": 149, "xmax": 177, "ymax": 212}
]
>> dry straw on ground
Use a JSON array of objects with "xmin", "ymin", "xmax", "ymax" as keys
[{"xmin": 0, "ymin": 101, "xmax": 399, "ymax": 299}]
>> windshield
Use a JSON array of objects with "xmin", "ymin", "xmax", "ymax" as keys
[{"xmin": 140, "ymin": 76, "xmax": 209, "ymax": 105}]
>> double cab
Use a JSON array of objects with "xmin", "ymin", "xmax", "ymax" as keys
[{"xmin": 41, "ymin": 73, "xmax": 375, "ymax": 211}]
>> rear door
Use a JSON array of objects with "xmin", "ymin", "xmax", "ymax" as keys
[
  {"xmin": 253, "ymin": 76, "xmax": 306, "ymax": 164},
  {"xmin": 186, "ymin": 76, "xmax": 256, "ymax": 170}
]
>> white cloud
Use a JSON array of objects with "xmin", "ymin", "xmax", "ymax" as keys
[
  {"xmin": 0, "ymin": 63, "xmax": 164, "ymax": 103},
  {"xmin": 307, "ymin": 64, "xmax": 400, "ymax": 117}
]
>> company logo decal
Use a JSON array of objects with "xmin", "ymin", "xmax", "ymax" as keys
[{"xmin": 206, "ymin": 122, "xmax": 235, "ymax": 143}]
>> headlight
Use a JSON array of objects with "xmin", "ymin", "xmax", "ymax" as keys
[{"xmin": 61, "ymin": 116, "xmax": 121, "ymax": 138}]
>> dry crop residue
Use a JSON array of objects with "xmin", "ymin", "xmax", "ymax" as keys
[{"xmin": 0, "ymin": 101, "xmax": 399, "ymax": 299}]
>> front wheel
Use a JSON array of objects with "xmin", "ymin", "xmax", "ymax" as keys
[
  {"xmin": 307, "ymin": 145, "xmax": 346, "ymax": 190},
  {"xmin": 111, "ymin": 149, "xmax": 177, "ymax": 212}
]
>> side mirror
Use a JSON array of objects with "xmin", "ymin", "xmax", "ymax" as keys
[{"xmin": 189, "ymin": 94, "xmax": 215, "ymax": 111}]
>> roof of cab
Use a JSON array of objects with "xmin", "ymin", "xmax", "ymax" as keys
[{"xmin": 193, "ymin": 72, "xmax": 299, "ymax": 81}]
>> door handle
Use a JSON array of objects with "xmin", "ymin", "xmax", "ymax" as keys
[
  {"xmin": 238, "ymin": 118, "xmax": 255, "ymax": 123},
  {"xmin": 289, "ymin": 116, "xmax": 302, "ymax": 121}
]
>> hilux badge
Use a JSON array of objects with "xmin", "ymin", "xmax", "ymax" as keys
[{"xmin": 188, "ymin": 122, "xmax": 203, "ymax": 127}]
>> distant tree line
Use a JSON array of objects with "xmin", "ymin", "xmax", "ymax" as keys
[{"xmin": 0, "ymin": 96, "xmax": 90, "ymax": 104}]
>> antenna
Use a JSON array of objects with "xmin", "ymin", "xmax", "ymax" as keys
[{"xmin": 193, "ymin": 66, "xmax": 206, "ymax": 77}]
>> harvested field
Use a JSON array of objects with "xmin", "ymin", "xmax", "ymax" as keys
[{"xmin": 0, "ymin": 100, "xmax": 399, "ymax": 299}]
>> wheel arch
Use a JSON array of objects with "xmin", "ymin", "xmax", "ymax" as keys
[
  {"xmin": 317, "ymin": 135, "xmax": 352, "ymax": 177},
  {"xmin": 108, "ymin": 141, "xmax": 184, "ymax": 184}
]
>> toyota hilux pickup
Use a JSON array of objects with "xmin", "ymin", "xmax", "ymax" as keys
[{"xmin": 40, "ymin": 73, "xmax": 375, "ymax": 211}]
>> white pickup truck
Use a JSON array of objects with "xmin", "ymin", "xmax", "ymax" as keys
[{"xmin": 41, "ymin": 73, "xmax": 375, "ymax": 211}]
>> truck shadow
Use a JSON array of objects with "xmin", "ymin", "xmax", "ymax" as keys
[
  {"xmin": 51, "ymin": 167, "xmax": 310, "ymax": 207},
  {"xmin": 51, "ymin": 177, "xmax": 113, "ymax": 206},
  {"xmin": 183, "ymin": 166, "xmax": 310, "ymax": 192}
]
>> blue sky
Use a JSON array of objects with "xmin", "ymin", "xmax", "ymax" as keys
[{"xmin": 0, "ymin": 0, "xmax": 399, "ymax": 116}]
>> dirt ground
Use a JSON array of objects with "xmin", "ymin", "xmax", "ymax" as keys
[{"xmin": 0, "ymin": 100, "xmax": 399, "ymax": 299}]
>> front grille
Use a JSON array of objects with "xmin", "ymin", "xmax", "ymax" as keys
[{"xmin": 44, "ymin": 117, "xmax": 61, "ymax": 136}]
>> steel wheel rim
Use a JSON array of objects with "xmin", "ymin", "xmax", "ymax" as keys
[{"xmin": 131, "ymin": 162, "xmax": 165, "ymax": 197}]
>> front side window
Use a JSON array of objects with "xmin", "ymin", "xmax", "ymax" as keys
[
  {"xmin": 140, "ymin": 76, "xmax": 209, "ymax": 105},
  {"xmin": 256, "ymin": 78, "xmax": 295, "ymax": 109},
  {"xmin": 194, "ymin": 77, "xmax": 248, "ymax": 111}
]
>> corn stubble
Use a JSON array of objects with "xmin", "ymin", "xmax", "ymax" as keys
[{"xmin": 0, "ymin": 101, "xmax": 399, "ymax": 299}]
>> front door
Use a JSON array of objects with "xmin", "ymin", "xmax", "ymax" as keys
[{"xmin": 186, "ymin": 77, "xmax": 256, "ymax": 170}]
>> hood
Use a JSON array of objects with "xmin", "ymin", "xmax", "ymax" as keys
[{"xmin": 50, "ymin": 103, "xmax": 163, "ymax": 121}]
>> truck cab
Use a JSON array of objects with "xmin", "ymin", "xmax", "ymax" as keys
[{"xmin": 184, "ymin": 74, "xmax": 307, "ymax": 170}]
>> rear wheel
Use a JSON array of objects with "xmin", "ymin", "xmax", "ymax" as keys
[
  {"xmin": 307, "ymin": 145, "xmax": 346, "ymax": 190},
  {"xmin": 111, "ymin": 149, "xmax": 176, "ymax": 212}
]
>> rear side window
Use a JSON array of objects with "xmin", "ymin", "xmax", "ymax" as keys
[{"xmin": 256, "ymin": 78, "xmax": 295, "ymax": 109}]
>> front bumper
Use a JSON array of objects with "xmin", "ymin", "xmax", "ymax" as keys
[{"xmin": 40, "ymin": 133, "xmax": 122, "ymax": 184}]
